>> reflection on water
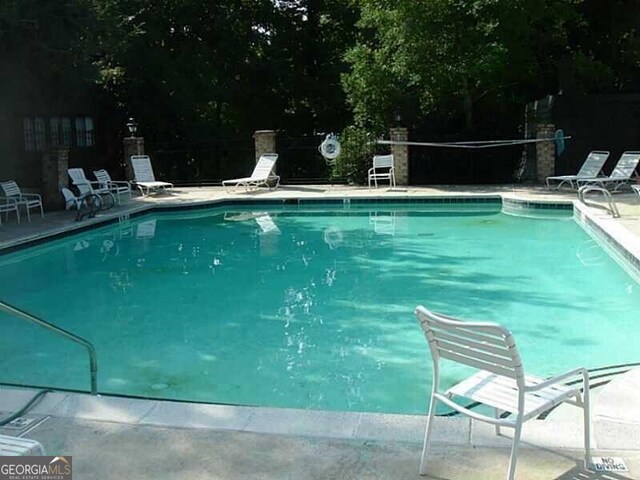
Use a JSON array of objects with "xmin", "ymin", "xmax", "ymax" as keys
[{"xmin": 1, "ymin": 205, "xmax": 639, "ymax": 413}]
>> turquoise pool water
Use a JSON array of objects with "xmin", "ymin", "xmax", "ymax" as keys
[{"xmin": 1, "ymin": 202, "xmax": 639, "ymax": 414}]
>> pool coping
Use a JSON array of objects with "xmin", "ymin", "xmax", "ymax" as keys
[{"xmin": 1, "ymin": 384, "xmax": 639, "ymax": 452}]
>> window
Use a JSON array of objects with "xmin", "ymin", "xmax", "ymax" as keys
[
  {"xmin": 50, "ymin": 117, "xmax": 61, "ymax": 146},
  {"xmin": 61, "ymin": 118, "xmax": 72, "ymax": 147},
  {"xmin": 84, "ymin": 117, "xmax": 94, "ymax": 147},
  {"xmin": 23, "ymin": 119, "xmax": 35, "ymax": 152},
  {"xmin": 75, "ymin": 117, "xmax": 86, "ymax": 147},
  {"xmin": 22, "ymin": 116, "xmax": 94, "ymax": 151},
  {"xmin": 34, "ymin": 118, "xmax": 46, "ymax": 151}
]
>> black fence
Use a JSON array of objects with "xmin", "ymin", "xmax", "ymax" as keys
[
  {"xmin": 409, "ymin": 134, "xmax": 524, "ymax": 185},
  {"xmin": 147, "ymin": 138, "xmax": 254, "ymax": 186},
  {"xmin": 147, "ymin": 135, "xmax": 334, "ymax": 186},
  {"xmin": 552, "ymin": 94, "xmax": 640, "ymax": 177},
  {"xmin": 277, "ymin": 135, "xmax": 332, "ymax": 183}
]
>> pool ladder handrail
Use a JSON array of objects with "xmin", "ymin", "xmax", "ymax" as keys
[
  {"xmin": 0, "ymin": 301, "xmax": 98, "ymax": 395},
  {"xmin": 577, "ymin": 185, "xmax": 620, "ymax": 218}
]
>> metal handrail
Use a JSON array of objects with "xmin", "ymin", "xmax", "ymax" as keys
[
  {"xmin": 577, "ymin": 185, "xmax": 620, "ymax": 218},
  {"xmin": 0, "ymin": 301, "xmax": 98, "ymax": 395}
]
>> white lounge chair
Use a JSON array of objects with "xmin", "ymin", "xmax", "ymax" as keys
[
  {"xmin": 368, "ymin": 154, "xmax": 396, "ymax": 189},
  {"xmin": 222, "ymin": 153, "xmax": 280, "ymax": 191},
  {"xmin": 0, "ymin": 180, "xmax": 43, "ymax": 222},
  {"xmin": 130, "ymin": 155, "xmax": 174, "ymax": 196},
  {"xmin": 545, "ymin": 151, "xmax": 609, "ymax": 189},
  {"xmin": 68, "ymin": 168, "xmax": 116, "ymax": 206},
  {"xmin": 93, "ymin": 169, "xmax": 132, "ymax": 201},
  {"xmin": 415, "ymin": 306, "xmax": 591, "ymax": 480},
  {"xmin": 576, "ymin": 151, "xmax": 640, "ymax": 192}
]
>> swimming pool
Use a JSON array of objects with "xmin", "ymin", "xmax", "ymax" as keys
[{"xmin": 1, "ymin": 201, "xmax": 639, "ymax": 414}]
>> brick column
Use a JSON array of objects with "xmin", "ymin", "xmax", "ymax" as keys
[
  {"xmin": 254, "ymin": 130, "xmax": 277, "ymax": 163},
  {"xmin": 124, "ymin": 136, "xmax": 145, "ymax": 181},
  {"xmin": 390, "ymin": 127, "xmax": 409, "ymax": 185},
  {"xmin": 41, "ymin": 147, "xmax": 69, "ymax": 210},
  {"xmin": 536, "ymin": 124, "xmax": 555, "ymax": 183}
]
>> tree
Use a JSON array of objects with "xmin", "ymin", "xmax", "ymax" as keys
[{"xmin": 342, "ymin": 0, "xmax": 584, "ymax": 134}]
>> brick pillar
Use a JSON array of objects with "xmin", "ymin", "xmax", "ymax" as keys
[
  {"xmin": 536, "ymin": 124, "xmax": 555, "ymax": 183},
  {"xmin": 124, "ymin": 136, "xmax": 145, "ymax": 181},
  {"xmin": 253, "ymin": 130, "xmax": 277, "ymax": 163},
  {"xmin": 41, "ymin": 147, "xmax": 69, "ymax": 210},
  {"xmin": 390, "ymin": 127, "xmax": 409, "ymax": 185}
]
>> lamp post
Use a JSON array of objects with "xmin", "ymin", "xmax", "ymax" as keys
[{"xmin": 126, "ymin": 117, "xmax": 138, "ymax": 137}]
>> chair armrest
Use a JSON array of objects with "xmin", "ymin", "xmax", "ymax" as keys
[
  {"xmin": 21, "ymin": 192, "xmax": 42, "ymax": 201},
  {"xmin": 0, "ymin": 196, "xmax": 18, "ymax": 205},
  {"xmin": 368, "ymin": 167, "xmax": 375, "ymax": 175},
  {"xmin": 524, "ymin": 367, "xmax": 589, "ymax": 392}
]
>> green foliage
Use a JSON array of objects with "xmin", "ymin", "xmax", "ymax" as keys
[
  {"xmin": 331, "ymin": 126, "xmax": 377, "ymax": 184},
  {"xmin": 343, "ymin": 0, "xmax": 582, "ymax": 133},
  {"xmin": 0, "ymin": 0, "xmax": 99, "ymax": 115}
]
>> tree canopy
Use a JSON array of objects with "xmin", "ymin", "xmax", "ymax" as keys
[{"xmin": 1, "ymin": 0, "xmax": 639, "ymax": 150}]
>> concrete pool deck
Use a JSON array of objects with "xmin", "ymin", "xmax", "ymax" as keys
[{"xmin": 1, "ymin": 184, "xmax": 640, "ymax": 478}]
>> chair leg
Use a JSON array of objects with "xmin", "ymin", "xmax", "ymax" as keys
[
  {"xmin": 583, "ymin": 391, "xmax": 592, "ymax": 469},
  {"xmin": 39, "ymin": 203, "xmax": 44, "ymax": 218},
  {"xmin": 419, "ymin": 396, "xmax": 438, "ymax": 475},
  {"xmin": 25, "ymin": 205, "xmax": 31, "ymax": 222},
  {"xmin": 506, "ymin": 420, "xmax": 523, "ymax": 480},
  {"xmin": 494, "ymin": 408, "xmax": 501, "ymax": 436}
]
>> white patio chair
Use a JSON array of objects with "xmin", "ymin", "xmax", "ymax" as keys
[
  {"xmin": 576, "ymin": 151, "xmax": 640, "ymax": 192},
  {"xmin": 0, "ymin": 180, "xmax": 43, "ymax": 222},
  {"xmin": 367, "ymin": 154, "xmax": 396, "ymax": 189},
  {"xmin": 415, "ymin": 306, "xmax": 591, "ymax": 480},
  {"xmin": 93, "ymin": 169, "xmax": 132, "ymax": 201},
  {"xmin": 0, "ymin": 199, "xmax": 20, "ymax": 225},
  {"xmin": 222, "ymin": 153, "xmax": 280, "ymax": 191},
  {"xmin": 130, "ymin": 155, "xmax": 174, "ymax": 196},
  {"xmin": 545, "ymin": 151, "xmax": 609, "ymax": 189},
  {"xmin": 61, "ymin": 187, "xmax": 89, "ymax": 211},
  {"xmin": 68, "ymin": 168, "xmax": 116, "ymax": 206}
]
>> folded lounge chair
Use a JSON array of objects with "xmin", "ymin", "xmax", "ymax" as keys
[
  {"xmin": 415, "ymin": 306, "xmax": 591, "ymax": 480},
  {"xmin": 576, "ymin": 151, "xmax": 640, "ymax": 192},
  {"xmin": 130, "ymin": 155, "xmax": 174, "ymax": 196},
  {"xmin": 0, "ymin": 180, "xmax": 43, "ymax": 222},
  {"xmin": 545, "ymin": 151, "xmax": 609, "ymax": 189},
  {"xmin": 222, "ymin": 153, "xmax": 280, "ymax": 191}
]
